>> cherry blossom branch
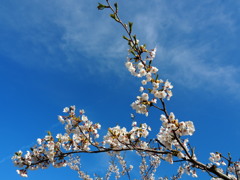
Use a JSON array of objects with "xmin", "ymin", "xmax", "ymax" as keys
[
  {"xmin": 98, "ymin": 1, "xmax": 239, "ymax": 179},
  {"xmin": 12, "ymin": 1, "xmax": 240, "ymax": 179}
]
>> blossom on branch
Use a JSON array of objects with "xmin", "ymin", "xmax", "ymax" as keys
[{"xmin": 12, "ymin": 1, "xmax": 239, "ymax": 179}]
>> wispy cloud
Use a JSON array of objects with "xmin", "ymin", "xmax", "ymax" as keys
[
  {"xmin": 1, "ymin": 0, "xmax": 240, "ymax": 95},
  {"xmin": 0, "ymin": 0, "xmax": 126, "ymax": 72},
  {"xmin": 127, "ymin": 0, "xmax": 240, "ymax": 96},
  {"xmin": 157, "ymin": 45, "xmax": 240, "ymax": 95}
]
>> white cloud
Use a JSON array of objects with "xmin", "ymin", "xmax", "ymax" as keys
[
  {"xmin": 1, "ymin": 0, "xmax": 240, "ymax": 96},
  {"xmin": 127, "ymin": 0, "xmax": 240, "ymax": 96},
  {"xmin": 157, "ymin": 45, "xmax": 240, "ymax": 96}
]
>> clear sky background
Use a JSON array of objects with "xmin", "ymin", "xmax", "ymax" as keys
[{"xmin": 1, "ymin": 0, "xmax": 240, "ymax": 179}]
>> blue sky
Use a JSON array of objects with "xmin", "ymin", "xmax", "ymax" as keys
[{"xmin": 1, "ymin": 0, "xmax": 240, "ymax": 179}]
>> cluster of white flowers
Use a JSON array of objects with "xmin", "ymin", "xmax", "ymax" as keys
[
  {"xmin": 12, "ymin": 106, "xmax": 101, "ymax": 177},
  {"xmin": 59, "ymin": 105, "xmax": 101, "ymax": 150},
  {"xmin": 66, "ymin": 156, "xmax": 93, "ymax": 180},
  {"xmin": 138, "ymin": 152, "xmax": 162, "ymax": 180},
  {"xmin": 12, "ymin": 133, "xmax": 68, "ymax": 176},
  {"xmin": 177, "ymin": 163, "xmax": 198, "ymax": 178},
  {"xmin": 228, "ymin": 162, "xmax": 240, "ymax": 178},
  {"xmin": 125, "ymin": 48, "xmax": 173, "ymax": 116},
  {"xmin": 208, "ymin": 153, "xmax": 240, "ymax": 180},
  {"xmin": 139, "ymin": 156, "xmax": 149, "ymax": 177},
  {"xmin": 209, "ymin": 152, "xmax": 226, "ymax": 166},
  {"xmin": 115, "ymin": 153, "xmax": 133, "ymax": 176},
  {"xmin": 16, "ymin": 169, "xmax": 27, "ymax": 177},
  {"xmin": 106, "ymin": 163, "xmax": 120, "ymax": 179},
  {"xmin": 234, "ymin": 162, "xmax": 240, "ymax": 173},
  {"xmin": 157, "ymin": 112, "xmax": 195, "ymax": 151},
  {"xmin": 103, "ymin": 122, "xmax": 151, "ymax": 149}
]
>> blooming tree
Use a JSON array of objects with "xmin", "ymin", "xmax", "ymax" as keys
[{"xmin": 12, "ymin": 0, "xmax": 240, "ymax": 179}]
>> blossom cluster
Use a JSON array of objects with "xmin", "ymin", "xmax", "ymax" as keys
[
  {"xmin": 229, "ymin": 162, "xmax": 240, "ymax": 178},
  {"xmin": 105, "ymin": 153, "xmax": 134, "ymax": 179},
  {"xmin": 58, "ymin": 106, "xmax": 101, "ymax": 150},
  {"xmin": 209, "ymin": 152, "xmax": 225, "ymax": 166},
  {"xmin": 208, "ymin": 153, "xmax": 240, "ymax": 180},
  {"xmin": 157, "ymin": 112, "xmax": 195, "ymax": 151},
  {"xmin": 103, "ymin": 121, "xmax": 151, "ymax": 149},
  {"xmin": 12, "ymin": 106, "xmax": 101, "ymax": 177},
  {"xmin": 125, "ymin": 47, "xmax": 173, "ymax": 116},
  {"xmin": 139, "ymin": 153, "xmax": 162, "ymax": 180},
  {"xmin": 177, "ymin": 163, "xmax": 198, "ymax": 178}
]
